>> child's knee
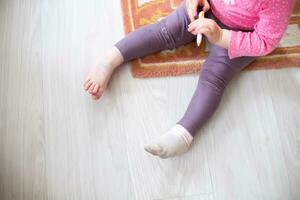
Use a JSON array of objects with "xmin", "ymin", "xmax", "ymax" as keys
[
  {"xmin": 199, "ymin": 66, "xmax": 234, "ymax": 94},
  {"xmin": 143, "ymin": 21, "xmax": 178, "ymax": 50}
]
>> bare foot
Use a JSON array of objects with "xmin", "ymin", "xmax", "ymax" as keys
[{"xmin": 83, "ymin": 63, "xmax": 115, "ymax": 100}]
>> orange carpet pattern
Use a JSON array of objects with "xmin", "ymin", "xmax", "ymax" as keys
[{"xmin": 120, "ymin": 0, "xmax": 300, "ymax": 78}]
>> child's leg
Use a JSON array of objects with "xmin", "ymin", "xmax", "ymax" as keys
[
  {"xmin": 145, "ymin": 44, "xmax": 256, "ymax": 158},
  {"xmin": 115, "ymin": 0, "xmax": 195, "ymax": 63},
  {"xmin": 84, "ymin": 0, "xmax": 195, "ymax": 100},
  {"xmin": 177, "ymin": 45, "xmax": 256, "ymax": 135}
]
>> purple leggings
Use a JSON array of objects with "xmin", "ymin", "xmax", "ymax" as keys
[{"xmin": 115, "ymin": 1, "xmax": 256, "ymax": 136}]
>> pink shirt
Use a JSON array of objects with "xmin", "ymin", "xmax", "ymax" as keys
[{"xmin": 210, "ymin": 0, "xmax": 294, "ymax": 59}]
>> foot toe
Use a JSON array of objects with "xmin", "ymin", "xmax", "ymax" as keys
[
  {"xmin": 84, "ymin": 80, "xmax": 92, "ymax": 90},
  {"xmin": 91, "ymin": 93, "xmax": 101, "ymax": 100},
  {"xmin": 92, "ymin": 84, "xmax": 99, "ymax": 94},
  {"xmin": 88, "ymin": 83, "xmax": 96, "ymax": 94},
  {"xmin": 91, "ymin": 89, "xmax": 103, "ymax": 101},
  {"xmin": 84, "ymin": 78, "xmax": 90, "ymax": 85}
]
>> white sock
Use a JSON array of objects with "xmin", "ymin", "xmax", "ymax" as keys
[{"xmin": 144, "ymin": 124, "xmax": 193, "ymax": 159}]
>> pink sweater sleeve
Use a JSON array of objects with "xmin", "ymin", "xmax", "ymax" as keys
[{"xmin": 228, "ymin": 0, "xmax": 293, "ymax": 59}]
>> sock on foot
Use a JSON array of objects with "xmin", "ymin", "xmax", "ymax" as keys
[{"xmin": 144, "ymin": 124, "xmax": 193, "ymax": 159}]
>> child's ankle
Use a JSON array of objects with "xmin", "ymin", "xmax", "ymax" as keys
[
  {"xmin": 96, "ymin": 47, "xmax": 123, "ymax": 71},
  {"xmin": 96, "ymin": 61, "xmax": 115, "ymax": 71}
]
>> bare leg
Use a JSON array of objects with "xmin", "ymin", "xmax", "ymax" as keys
[{"xmin": 84, "ymin": 47, "xmax": 124, "ymax": 100}]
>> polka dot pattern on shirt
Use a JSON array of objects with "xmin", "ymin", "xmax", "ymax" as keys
[{"xmin": 210, "ymin": 0, "xmax": 294, "ymax": 59}]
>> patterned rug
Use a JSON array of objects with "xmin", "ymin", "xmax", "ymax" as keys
[{"xmin": 120, "ymin": 0, "xmax": 300, "ymax": 78}]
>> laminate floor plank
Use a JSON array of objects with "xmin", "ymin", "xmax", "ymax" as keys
[{"xmin": 0, "ymin": 1, "xmax": 47, "ymax": 200}]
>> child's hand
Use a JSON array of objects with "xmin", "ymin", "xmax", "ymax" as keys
[
  {"xmin": 186, "ymin": 0, "xmax": 210, "ymax": 22},
  {"xmin": 187, "ymin": 18, "xmax": 223, "ymax": 45}
]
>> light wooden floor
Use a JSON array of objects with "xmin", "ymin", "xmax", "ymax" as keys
[{"xmin": 0, "ymin": 0, "xmax": 300, "ymax": 200}]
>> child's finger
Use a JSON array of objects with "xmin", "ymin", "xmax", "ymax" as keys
[
  {"xmin": 203, "ymin": 20, "xmax": 212, "ymax": 28},
  {"xmin": 194, "ymin": 18, "xmax": 214, "ymax": 30},
  {"xmin": 193, "ymin": 3, "xmax": 198, "ymax": 18},
  {"xmin": 188, "ymin": 24, "xmax": 199, "ymax": 32},
  {"xmin": 189, "ymin": 17, "xmax": 205, "ymax": 27},
  {"xmin": 196, "ymin": 27, "xmax": 210, "ymax": 35},
  {"xmin": 186, "ymin": 1, "xmax": 195, "ymax": 22},
  {"xmin": 192, "ymin": 26, "xmax": 208, "ymax": 35},
  {"xmin": 198, "ymin": 28, "xmax": 212, "ymax": 40},
  {"xmin": 188, "ymin": 20, "xmax": 197, "ymax": 30},
  {"xmin": 199, "ymin": 28, "xmax": 211, "ymax": 35},
  {"xmin": 188, "ymin": 20, "xmax": 202, "ymax": 31},
  {"xmin": 203, "ymin": 0, "xmax": 210, "ymax": 12}
]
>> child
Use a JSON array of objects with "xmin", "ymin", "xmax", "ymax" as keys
[{"xmin": 83, "ymin": 0, "xmax": 294, "ymax": 159}]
